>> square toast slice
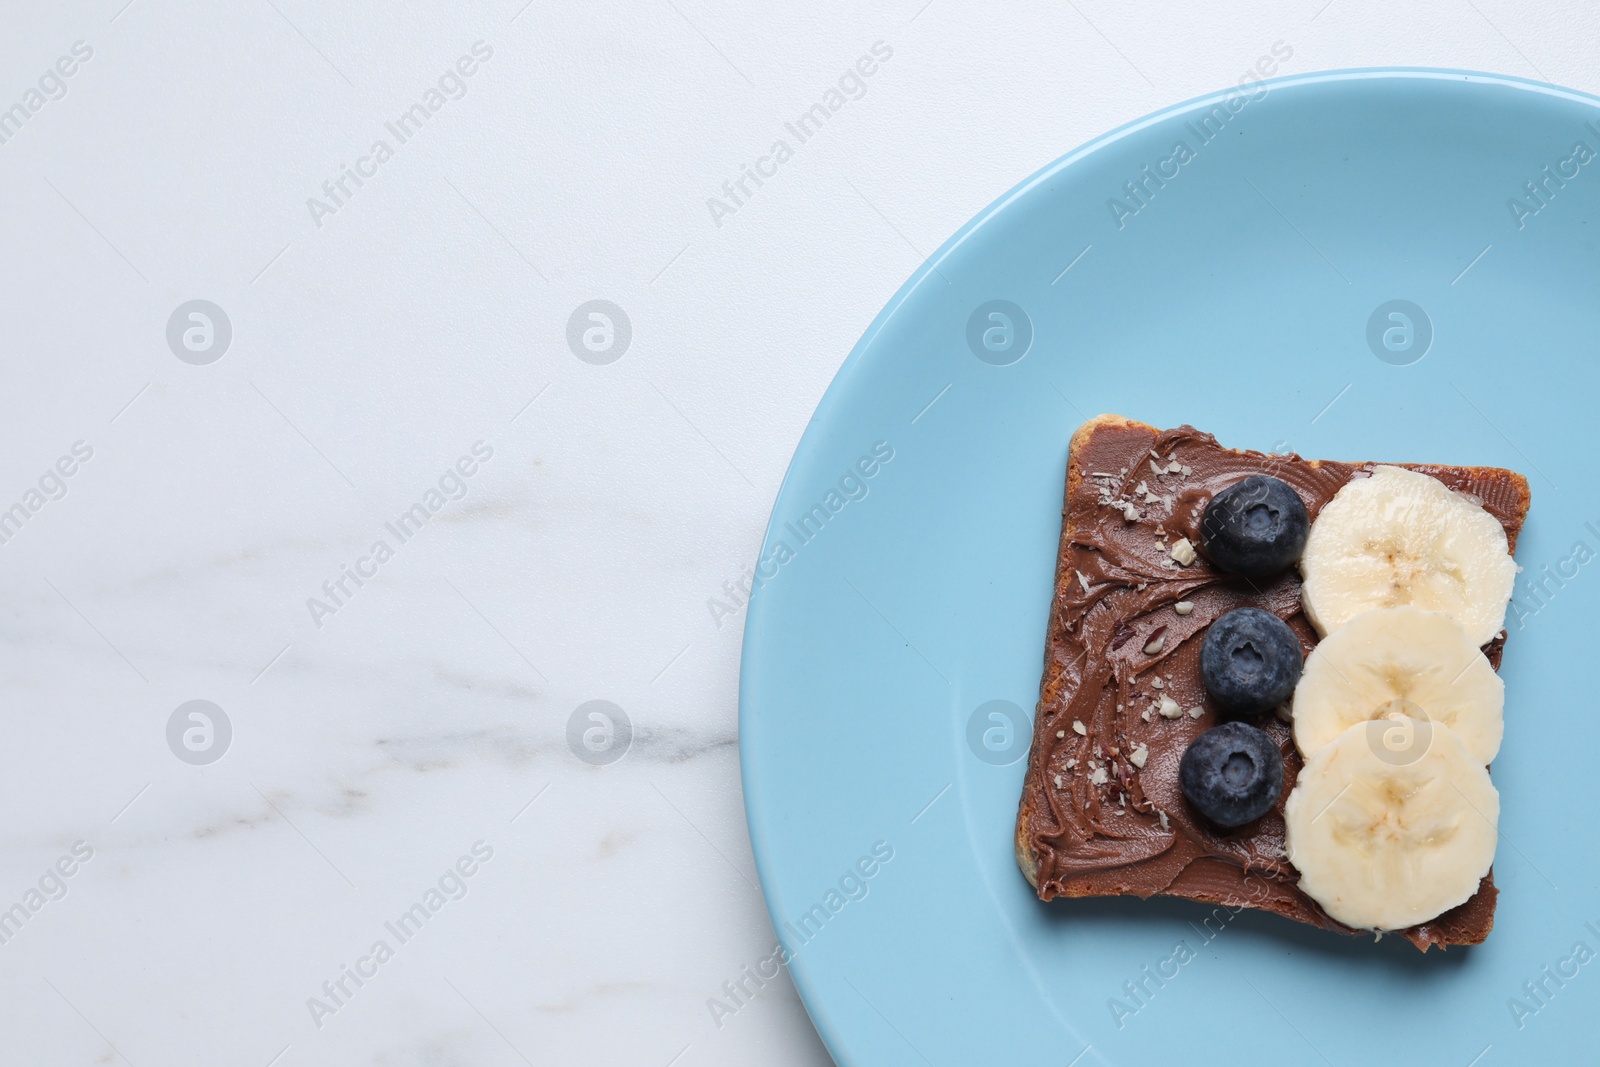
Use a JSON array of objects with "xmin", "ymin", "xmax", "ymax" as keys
[{"xmin": 1015, "ymin": 415, "xmax": 1531, "ymax": 950}]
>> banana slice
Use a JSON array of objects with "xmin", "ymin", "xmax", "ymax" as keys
[
  {"xmin": 1292, "ymin": 606, "xmax": 1503, "ymax": 764},
  {"xmin": 1285, "ymin": 719, "xmax": 1498, "ymax": 931},
  {"xmin": 1299, "ymin": 466, "xmax": 1517, "ymax": 647}
]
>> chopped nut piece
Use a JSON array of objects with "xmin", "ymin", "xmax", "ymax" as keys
[
  {"xmin": 1140, "ymin": 624, "xmax": 1168, "ymax": 654},
  {"xmin": 1053, "ymin": 774, "xmax": 1062, "ymax": 788},
  {"xmin": 1072, "ymin": 720, "xmax": 1087, "ymax": 736},
  {"xmin": 1158, "ymin": 810, "xmax": 1170, "ymax": 831},
  {"xmin": 1150, "ymin": 677, "xmax": 1164, "ymax": 690},
  {"xmin": 1129, "ymin": 745, "xmax": 1149, "ymax": 768},
  {"xmin": 1113, "ymin": 808, "xmax": 1126, "ymax": 816},
  {"xmin": 1090, "ymin": 766, "xmax": 1109, "ymax": 785},
  {"xmin": 1076, "ymin": 570, "xmax": 1096, "ymax": 594},
  {"xmin": 1056, "ymin": 730, "xmax": 1066, "ymax": 739},
  {"xmin": 1187, "ymin": 706, "xmax": 1204, "ymax": 719},
  {"xmin": 1149, "ymin": 459, "xmax": 1164, "ymax": 477},
  {"xmin": 1174, "ymin": 601, "xmax": 1194, "ymax": 616},
  {"xmin": 1141, "ymin": 708, "xmax": 1152, "ymax": 722},
  {"xmin": 1158, "ymin": 695, "xmax": 1183, "ymax": 719},
  {"xmin": 1065, "ymin": 758, "xmax": 1077, "ymax": 768},
  {"xmin": 1170, "ymin": 537, "xmax": 1197, "ymax": 566}
]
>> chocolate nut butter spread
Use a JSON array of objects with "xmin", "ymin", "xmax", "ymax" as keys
[{"xmin": 1014, "ymin": 416, "xmax": 1530, "ymax": 951}]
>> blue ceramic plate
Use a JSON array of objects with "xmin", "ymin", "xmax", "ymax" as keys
[{"xmin": 740, "ymin": 69, "xmax": 1600, "ymax": 1066}]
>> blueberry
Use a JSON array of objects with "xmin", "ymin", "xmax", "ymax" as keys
[
  {"xmin": 1199, "ymin": 475, "xmax": 1309, "ymax": 577},
  {"xmin": 1200, "ymin": 608, "xmax": 1303, "ymax": 717},
  {"xmin": 1179, "ymin": 722, "xmax": 1284, "ymax": 828}
]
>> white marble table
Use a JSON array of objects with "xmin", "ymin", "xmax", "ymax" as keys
[{"xmin": 0, "ymin": 2, "xmax": 1589, "ymax": 1063}]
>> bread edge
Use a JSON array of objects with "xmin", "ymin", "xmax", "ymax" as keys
[{"xmin": 1016, "ymin": 414, "xmax": 1153, "ymax": 889}]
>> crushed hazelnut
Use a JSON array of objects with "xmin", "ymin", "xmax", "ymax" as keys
[
  {"xmin": 1056, "ymin": 730, "xmax": 1066, "ymax": 739},
  {"xmin": 1090, "ymin": 767, "xmax": 1109, "ymax": 786},
  {"xmin": 1151, "ymin": 677, "xmax": 1164, "ymax": 690},
  {"xmin": 1170, "ymin": 537, "xmax": 1197, "ymax": 566},
  {"xmin": 1141, "ymin": 625, "xmax": 1168, "ymax": 653},
  {"xmin": 1141, "ymin": 709, "xmax": 1152, "ymax": 722},
  {"xmin": 1065, "ymin": 758, "xmax": 1077, "ymax": 768},
  {"xmin": 1072, "ymin": 720, "xmax": 1087, "ymax": 736},
  {"xmin": 1187, "ymin": 706, "xmax": 1204, "ymax": 719},
  {"xmin": 1158, "ymin": 810, "xmax": 1170, "ymax": 831},
  {"xmin": 1158, "ymin": 695, "xmax": 1183, "ymax": 719},
  {"xmin": 1129, "ymin": 745, "xmax": 1149, "ymax": 768},
  {"xmin": 1174, "ymin": 601, "xmax": 1194, "ymax": 616}
]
